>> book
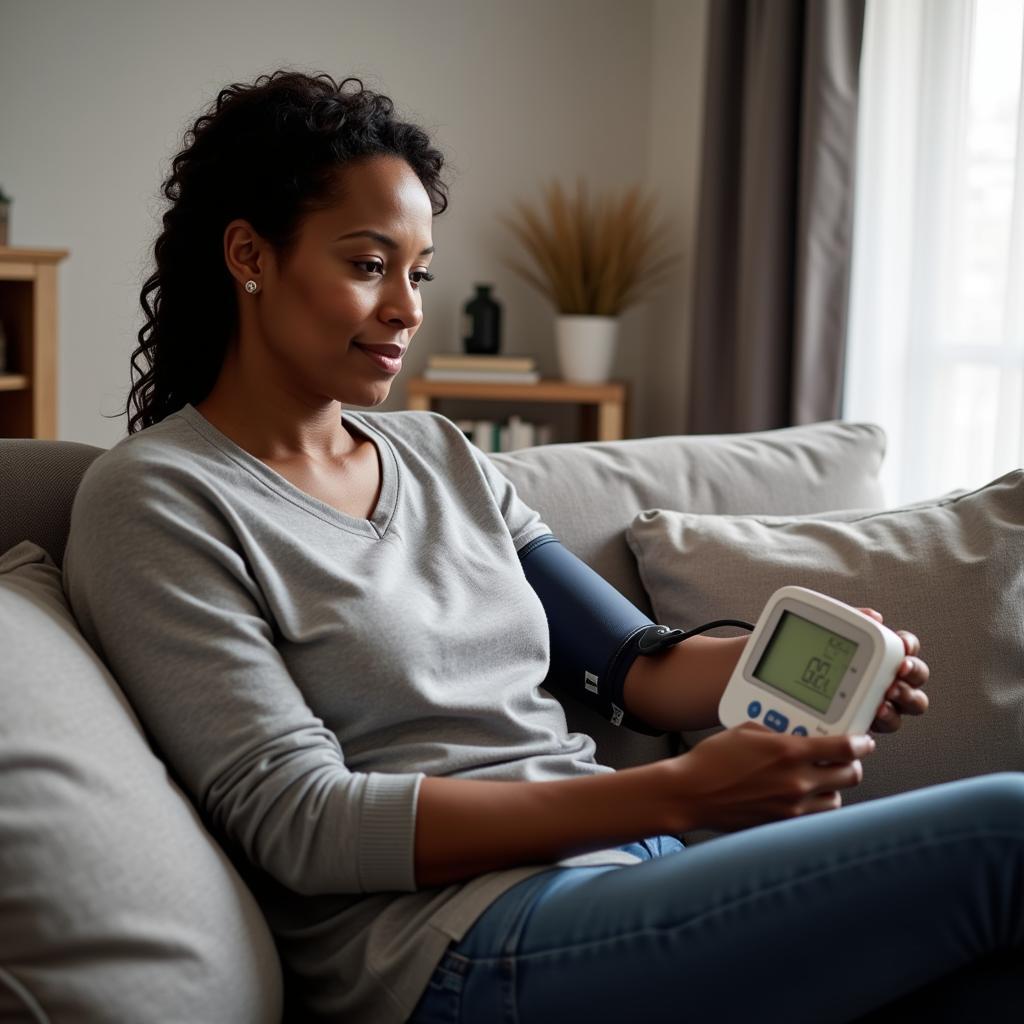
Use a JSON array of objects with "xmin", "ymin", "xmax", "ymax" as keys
[
  {"xmin": 428, "ymin": 354, "xmax": 537, "ymax": 372},
  {"xmin": 472, "ymin": 420, "xmax": 497, "ymax": 452},
  {"xmin": 423, "ymin": 368, "xmax": 541, "ymax": 384},
  {"xmin": 506, "ymin": 415, "xmax": 535, "ymax": 450},
  {"xmin": 460, "ymin": 416, "xmax": 552, "ymax": 452}
]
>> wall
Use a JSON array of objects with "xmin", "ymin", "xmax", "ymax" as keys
[{"xmin": 0, "ymin": 0, "xmax": 708, "ymax": 447}]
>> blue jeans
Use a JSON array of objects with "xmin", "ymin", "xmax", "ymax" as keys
[{"xmin": 408, "ymin": 774, "xmax": 1024, "ymax": 1023}]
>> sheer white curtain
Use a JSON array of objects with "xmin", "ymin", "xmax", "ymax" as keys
[{"xmin": 845, "ymin": 0, "xmax": 1024, "ymax": 504}]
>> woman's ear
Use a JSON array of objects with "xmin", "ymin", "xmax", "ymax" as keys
[{"xmin": 223, "ymin": 219, "xmax": 265, "ymax": 289}]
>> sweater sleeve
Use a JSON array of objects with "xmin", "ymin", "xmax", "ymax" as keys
[
  {"xmin": 62, "ymin": 451, "xmax": 424, "ymax": 897},
  {"xmin": 464, "ymin": 437, "xmax": 551, "ymax": 552}
]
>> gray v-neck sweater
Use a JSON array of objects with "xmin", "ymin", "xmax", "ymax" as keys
[{"xmin": 63, "ymin": 404, "xmax": 640, "ymax": 1023}]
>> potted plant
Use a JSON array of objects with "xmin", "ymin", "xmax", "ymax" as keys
[
  {"xmin": 500, "ymin": 180, "xmax": 676, "ymax": 383},
  {"xmin": 0, "ymin": 186, "xmax": 10, "ymax": 247}
]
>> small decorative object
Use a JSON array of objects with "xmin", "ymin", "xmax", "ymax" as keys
[
  {"xmin": 501, "ymin": 180, "xmax": 676, "ymax": 383},
  {"xmin": 462, "ymin": 283, "xmax": 502, "ymax": 354},
  {"xmin": 0, "ymin": 185, "xmax": 9, "ymax": 247}
]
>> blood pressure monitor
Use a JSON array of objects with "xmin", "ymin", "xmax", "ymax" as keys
[{"xmin": 719, "ymin": 586, "xmax": 906, "ymax": 737}]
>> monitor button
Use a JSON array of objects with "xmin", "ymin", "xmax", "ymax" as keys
[
  {"xmin": 792, "ymin": 725, "xmax": 809, "ymax": 737},
  {"xmin": 764, "ymin": 709, "xmax": 789, "ymax": 732},
  {"xmin": 747, "ymin": 700, "xmax": 762, "ymax": 719}
]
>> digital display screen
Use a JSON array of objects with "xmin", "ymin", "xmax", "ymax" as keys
[{"xmin": 753, "ymin": 611, "xmax": 858, "ymax": 714}]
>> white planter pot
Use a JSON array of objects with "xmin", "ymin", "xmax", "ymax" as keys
[{"xmin": 555, "ymin": 315, "xmax": 619, "ymax": 383}]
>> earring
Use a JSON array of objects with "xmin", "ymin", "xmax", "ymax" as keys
[{"xmin": 244, "ymin": 279, "xmax": 259, "ymax": 294}]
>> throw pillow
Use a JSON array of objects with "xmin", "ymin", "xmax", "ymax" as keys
[
  {"xmin": 0, "ymin": 541, "xmax": 282, "ymax": 1022},
  {"xmin": 625, "ymin": 471, "xmax": 1024, "ymax": 807}
]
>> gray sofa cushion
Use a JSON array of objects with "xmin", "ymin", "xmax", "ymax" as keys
[
  {"xmin": 491, "ymin": 420, "xmax": 887, "ymax": 767},
  {"xmin": 625, "ymin": 471, "xmax": 1024, "ymax": 807},
  {"xmin": 491, "ymin": 420, "xmax": 886, "ymax": 614},
  {"xmin": 0, "ymin": 541, "xmax": 283, "ymax": 1023},
  {"xmin": 0, "ymin": 440, "xmax": 103, "ymax": 566}
]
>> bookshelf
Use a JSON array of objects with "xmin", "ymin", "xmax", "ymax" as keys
[
  {"xmin": 405, "ymin": 377, "xmax": 628, "ymax": 443},
  {"xmin": 0, "ymin": 246, "xmax": 69, "ymax": 438}
]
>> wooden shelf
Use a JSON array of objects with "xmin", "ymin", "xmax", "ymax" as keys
[
  {"xmin": 0, "ymin": 245, "xmax": 69, "ymax": 438},
  {"xmin": 405, "ymin": 376, "xmax": 628, "ymax": 442}
]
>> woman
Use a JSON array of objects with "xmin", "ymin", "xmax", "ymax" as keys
[{"xmin": 63, "ymin": 71, "xmax": 1023, "ymax": 1023}]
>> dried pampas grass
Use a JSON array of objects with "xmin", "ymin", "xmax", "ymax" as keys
[{"xmin": 500, "ymin": 180, "xmax": 678, "ymax": 316}]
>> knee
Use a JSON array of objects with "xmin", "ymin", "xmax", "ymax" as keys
[{"xmin": 934, "ymin": 772, "xmax": 1024, "ymax": 833}]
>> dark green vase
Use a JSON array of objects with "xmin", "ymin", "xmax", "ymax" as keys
[{"xmin": 462, "ymin": 284, "xmax": 502, "ymax": 354}]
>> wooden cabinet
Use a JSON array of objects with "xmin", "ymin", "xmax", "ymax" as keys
[
  {"xmin": 0, "ymin": 246, "xmax": 69, "ymax": 438},
  {"xmin": 405, "ymin": 377, "xmax": 629, "ymax": 442}
]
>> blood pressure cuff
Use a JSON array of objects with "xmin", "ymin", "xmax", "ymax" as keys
[{"xmin": 518, "ymin": 533, "xmax": 675, "ymax": 737}]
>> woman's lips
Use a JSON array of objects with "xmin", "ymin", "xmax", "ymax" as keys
[{"xmin": 353, "ymin": 342, "xmax": 403, "ymax": 375}]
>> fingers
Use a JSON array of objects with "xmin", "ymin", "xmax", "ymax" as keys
[
  {"xmin": 870, "ymin": 700, "xmax": 901, "ymax": 733},
  {"xmin": 857, "ymin": 607, "xmax": 883, "ymax": 623},
  {"xmin": 897, "ymin": 630, "xmax": 921, "ymax": 657},
  {"xmin": 790, "ymin": 768, "xmax": 861, "ymax": 817},
  {"xmin": 886, "ymin": 679, "xmax": 929, "ymax": 715},
  {"xmin": 872, "ymin": 673, "xmax": 930, "ymax": 731},
  {"xmin": 873, "ymin": 656, "xmax": 929, "ymax": 727},
  {"xmin": 814, "ymin": 760, "xmax": 863, "ymax": 792},
  {"xmin": 789, "ymin": 763, "xmax": 862, "ymax": 818},
  {"xmin": 896, "ymin": 654, "xmax": 929, "ymax": 688},
  {"xmin": 800, "ymin": 733, "xmax": 875, "ymax": 763},
  {"xmin": 743, "ymin": 725, "xmax": 877, "ymax": 763},
  {"xmin": 800, "ymin": 791, "xmax": 844, "ymax": 815}
]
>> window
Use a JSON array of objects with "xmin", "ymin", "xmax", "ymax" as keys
[{"xmin": 844, "ymin": 0, "xmax": 1024, "ymax": 504}]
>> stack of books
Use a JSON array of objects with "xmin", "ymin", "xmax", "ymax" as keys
[
  {"xmin": 424, "ymin": 353, "xmax": 540, "ymax": 385},
  {"xmin": 455, "ymin": 415, "xmax": 554, "ymax": 453}
]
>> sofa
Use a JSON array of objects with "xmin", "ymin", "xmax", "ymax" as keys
[{"xmin": 2, "ymin": 419, "xmax": 1022, "ymax": 1022}]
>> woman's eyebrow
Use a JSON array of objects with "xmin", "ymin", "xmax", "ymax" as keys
[{"xmin": 334, "ymin": 229, "xmax": 434, "ymax": 256}]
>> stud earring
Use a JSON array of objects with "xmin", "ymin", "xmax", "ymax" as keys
[{"xmin": 244, "ymin": 279, "xmax": 259, "ymax": 294}]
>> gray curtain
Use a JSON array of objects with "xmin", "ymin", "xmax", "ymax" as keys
[{"xmin": 688, "ymin": 0, "xmax": 866, "ymax": 434}]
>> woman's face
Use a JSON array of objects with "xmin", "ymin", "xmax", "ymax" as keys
[{"xmin": 242, "ymin": 154, "xmax": 435, "ymax": 408}]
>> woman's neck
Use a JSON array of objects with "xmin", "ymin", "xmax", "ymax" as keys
[{"xmin": 193, "ymin": 380, "xmax": 360, "ymax": 467}]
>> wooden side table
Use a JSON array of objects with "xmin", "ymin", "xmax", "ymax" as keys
[{"xmin": 404, "ymin": 378, "xmax": 629, "ymax": 442}]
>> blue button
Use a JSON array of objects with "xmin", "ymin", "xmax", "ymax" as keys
[
  {"xmin": 747, "ymin": 700, "xmax": 762, "ymax": 719},
  {"xmin": 764, "ymin": 709, "xmax": 789, "ymax": 732},
  {"xmin": 792, "ymin": 726, "xmax": 809, "ymax": 737}
]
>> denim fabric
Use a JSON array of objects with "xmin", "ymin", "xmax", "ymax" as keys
[{"xmin": 408, "ymin": 774, "xmax": 1024, "ymax": 1024}]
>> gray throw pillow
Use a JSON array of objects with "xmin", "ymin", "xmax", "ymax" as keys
[
  {"xmin": 0, "ymin": 541, "xmax": 283, "ymax": 1023},
  {"xmin": 625, "ymin": 471, "xmax": 1024, "ymax": 807}
]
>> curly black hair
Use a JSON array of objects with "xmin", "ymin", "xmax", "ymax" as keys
[{"xmin": 125, "ymin": 70, "xmax": 448, "ymax": 433}]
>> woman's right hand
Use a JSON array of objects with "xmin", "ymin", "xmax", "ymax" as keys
[{"xmin": 662, "ymin": 722, "xmax": 876, "ymax": 834}]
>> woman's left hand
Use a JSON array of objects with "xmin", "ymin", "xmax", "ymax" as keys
[{"xmin": 858, "ymin": 608, "xmax": 930, "ymax": 734}]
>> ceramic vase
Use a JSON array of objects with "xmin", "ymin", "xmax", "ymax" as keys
[{"xmin": 554, "ymin": 315, "xmax": 619, "ymax": 383}]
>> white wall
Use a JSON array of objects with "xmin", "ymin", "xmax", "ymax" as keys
[{"xmin": 0, "ymin": 0, "xmax": 707, "ymax": 447}]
